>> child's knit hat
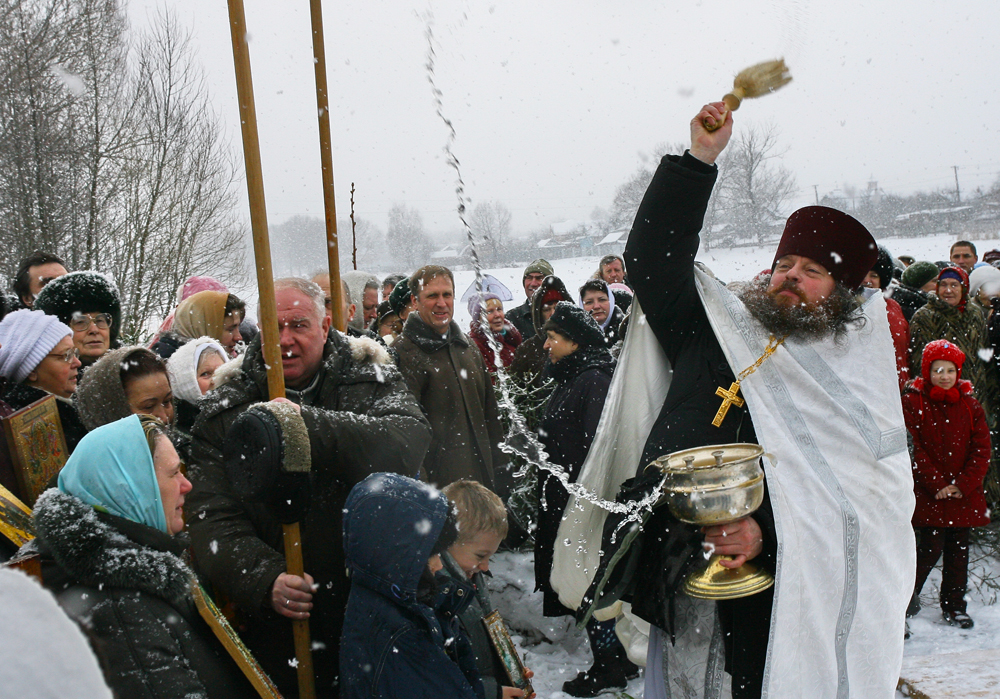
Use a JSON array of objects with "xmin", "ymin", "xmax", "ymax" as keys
[{"xmin": 921, "ymin": 339, "xmax": 966, "ymax": 383}]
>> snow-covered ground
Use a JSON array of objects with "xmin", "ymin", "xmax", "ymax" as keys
[
  {"xmin": 472, "ymin": 232, "xmax": 1000, "ymax": 698},
  {"xmin": 489, "ymin": 550, "xmax": 1000, "ymax": 699}
]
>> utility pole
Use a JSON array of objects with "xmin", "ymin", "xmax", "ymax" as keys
[
  {"xmin": 812, "ymin": 185, "xmax": 819, "ymax": 205},
  {"xmin": 953, "ymin": 166, "xmax": 961, "ymax": 203}
]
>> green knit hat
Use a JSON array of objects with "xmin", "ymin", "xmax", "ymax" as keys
[
  {"xmin": 523, "ymin": 259, "xmax": 554, "ymax": 279},
  {"xmin": 387, "ymin": 278, "xmax": 413, "ymax": 316},
  {"xmin": 901, "ymin": 261, "xmax": 939, "ymax": 289}
]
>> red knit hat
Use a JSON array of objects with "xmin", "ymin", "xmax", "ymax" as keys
[
  {"xmin": 921, "ymin": 339, "xmax": 966, "ymax": 383},
  {"xmin": 772, "ymin": 206, "xmax": 877, "ymax": 289}
]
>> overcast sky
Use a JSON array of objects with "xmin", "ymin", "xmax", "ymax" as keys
[{"xmin": 128, "ymin": 0, "xmax": 1000, "ymax": 238}]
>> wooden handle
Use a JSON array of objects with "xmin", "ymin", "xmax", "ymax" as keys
[
  {"xmin": 227, "ymin": 1, "xmax": 313, "ymax": 695},
  {"xmin": 702, "ymin": 91, "xmax": 743, "ymax": 132},
  {"xmin": 227, "ymin": 0, "xmax": 285, "ymax": 402},
  {"xmin": 308, "ymin": 0, "xmax": 345, "ymax": 333},
  {"xmin": 284, "ymin": 522, "xmax": 316, "ymax": 699}
]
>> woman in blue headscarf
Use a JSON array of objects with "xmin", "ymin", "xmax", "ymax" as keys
[{"xmin": 26, "ymin": 414, "xmax": 255, "ymax": 698}]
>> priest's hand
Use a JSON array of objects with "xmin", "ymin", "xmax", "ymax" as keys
[
  {"xmin": 702, "ymin": 516, "xmax": 763, "ymax": 568},
  {"xmin": 689, "ymin": 102, "xmax": 733, "ymax": 166}
]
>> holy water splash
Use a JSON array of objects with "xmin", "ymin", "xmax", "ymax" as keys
[{"xmin": 424, "ymin": 19, "xmax": 662, "ymax": 540}]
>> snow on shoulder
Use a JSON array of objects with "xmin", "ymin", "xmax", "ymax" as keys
[{"xmin": 0, "ymin": 567, "xmax": 113, "ymax": 698}]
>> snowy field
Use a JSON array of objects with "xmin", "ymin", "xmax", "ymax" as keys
[{"xmin": 468, "ymin": 231, "xmax": 1000, "ymax": 698}]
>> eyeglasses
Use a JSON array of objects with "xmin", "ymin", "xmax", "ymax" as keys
[
  {"xmin": 46, "ymin": 347, "xmax": 80, "ymax": 364},
  {"xmin": 70, "ymin": 312, "xmax": 112, "ymax": 332}
]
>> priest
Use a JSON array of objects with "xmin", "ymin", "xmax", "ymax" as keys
[{"xmin": 551, "ymin": 102, "xmax": 915, "ymax": 699}]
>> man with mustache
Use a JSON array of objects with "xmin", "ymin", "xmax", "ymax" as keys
[{"xmin": 552, "ymin": 102, "xmax": 915, "ymax": 699}]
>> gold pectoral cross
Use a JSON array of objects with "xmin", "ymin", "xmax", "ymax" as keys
[{"xmin": 712, "ymin": 381, "xmax": 744, "ymax": 427}]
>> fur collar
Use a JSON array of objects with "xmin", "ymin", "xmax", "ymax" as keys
[
  {"xmin": 199, "ymin": 330, "xmax": 399, "ymax": 421},
  {"xmin": 32, "ymin": 489, "xmax": 193, "ymax": 608}
]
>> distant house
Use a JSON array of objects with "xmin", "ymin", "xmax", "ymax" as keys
[
  {"xmin": 596, "ymin": 228, "xmax": 629, "ymax": 254},
  {"xmin": 430, "ymin": 243, "xmax": 473, "ymax": 268}
]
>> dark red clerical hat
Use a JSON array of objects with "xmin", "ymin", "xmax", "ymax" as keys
[{"xmin": 772, "ymin": 206, "xmax": 877, "ymax": 289}]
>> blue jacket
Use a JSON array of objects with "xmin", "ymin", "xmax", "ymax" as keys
[{"xmin": 340, "ymin": 473, "xmax": 485, "ymax": 699}]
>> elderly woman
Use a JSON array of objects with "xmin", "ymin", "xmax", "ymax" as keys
[
  {"xmin": 28, "ymin": 414, "xmax": 254, "ymax": 698},
  {"xmin": 33, "ymin": 271, "xmax": 122, "ymax": 370},
  {"xmin": 0, "ymin": 309, "xmax": 88, "ymax": 454},
  {"xmin": 75, "ymin": 346, "xmax": 174, "ymax": 431},
  {"xmin": 152, "ymin": 290, "xmax": 245, "ymax": 360},
  {"xmin": 166, "ymin": 336, "xmax": 227, "ymax": 437},
  {"xmin": 468, "ymin": 293, "xmax": 521, "ymax": 377}
]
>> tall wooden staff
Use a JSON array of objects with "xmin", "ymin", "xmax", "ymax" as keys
[
  {"xmin": 308, "ymin": 0, "xmax": 346, "ymax": 332},
  {"xmin": 225, "ymin": 2, "xmax": 316, "ymax": 697}
]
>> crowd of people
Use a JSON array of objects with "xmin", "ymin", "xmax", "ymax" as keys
[{"xmin": 1, "ymin": 104, "xmax": 1000, "ymax": 699}]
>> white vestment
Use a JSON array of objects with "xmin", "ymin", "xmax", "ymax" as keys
[{"xmin": 552, "ymin": 271, "xmax": 916, "ymax": 699}]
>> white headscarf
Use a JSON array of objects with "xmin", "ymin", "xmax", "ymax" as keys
[{"xmin": 166, "ymin": 336, "xmax": 226, "ymax": 404}]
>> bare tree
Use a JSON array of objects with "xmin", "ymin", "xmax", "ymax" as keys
[
  {"xmin": 386, "ymin": 203, "xmax": 429, "ymax": 269},
  {"xmin": 0, "ymin": 2, "xmax": 247, "ymax": 340},
  {"xmin": 271, "ymin": 215, "xmax": 326, "ymax": 278},
  {"xmin": 714, "ymin": 122, "xmax": 796, "ymax": 246},
  {"xmin": 608, "ymin": 142, "xmax": 686, "ymax": 231},
  {"xmin": 469, "ymin": 200, "xmax": 512, "ymax": 265}
]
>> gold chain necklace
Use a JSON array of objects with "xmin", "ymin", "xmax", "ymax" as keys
[{"xmin": 712, "ymin": 335, "xmax": 787, "ymax": 427}]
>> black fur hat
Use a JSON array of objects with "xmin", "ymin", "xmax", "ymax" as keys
[
  {"xmin": 33, "ymin": 271, "xmax": 122, "ymax": 345},
  {"xmin": 870, "ymin": 246, "xmax": 895, "ymax": 290},
  {"xmin": 543, "ymin": 301, "xmax": 606, "ymax": 348}
]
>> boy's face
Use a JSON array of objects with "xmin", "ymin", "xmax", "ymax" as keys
[
  {"xmin": 427, "ymin": 554, "xmax": 443, "ymax": 574},
  {"xmin": 930, "ymin": 359, "xmax": 958, "ymax": 391},
  {"xmin": 448, "ymin": 531, "xmax": 504, "ymax": 579}
]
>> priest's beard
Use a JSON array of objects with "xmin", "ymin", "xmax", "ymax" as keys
[{"xmin": 737, "ymin": 275, "xmax": 863, "ymax": 342}]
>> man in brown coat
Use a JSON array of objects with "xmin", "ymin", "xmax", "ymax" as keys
[
  {"xmin": 394, "ymin": 265, "xmax": 511, "ymax": 495},
  {"xmin": 185, "ymin": 277, "xmax": 431, "ymax": 697}
]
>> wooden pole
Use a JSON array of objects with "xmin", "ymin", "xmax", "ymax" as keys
[
  {"xmin": 308, "ymin": 0, "xmax": 345, "ymax": 332},
  {"xmin": 226, "ymin": 3, "xmax": 316, "ymax": 698}
]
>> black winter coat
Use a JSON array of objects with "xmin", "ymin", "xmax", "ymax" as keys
[
  {"xmin": 506, "ymin": 299, "xmax": 535, "ymax": 341},
  {"xmin": 341, "ymin": 474, "xmax": 485, "ymax": 699},
  {"xmin": 536, "ymin": 345, "xmax": 614, "ymax": 616},
  {"xmin": 30, "ymin": 489, "xmax": 255, "ymax": 699},
  {"xmin": 186, "ymin": 332, "xmax": 431, "ymax": 697},
  {"xmin": 892, "ymin": 284, "xmax": 930, "ymax": 322}
]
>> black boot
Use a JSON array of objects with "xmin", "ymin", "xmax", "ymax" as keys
[
  {"xmin": 562, "ymin": 656, "xmax": 629, "ymax": 698},
  {"xmin": 906, "ymin": 593, "xmax": 921, "ymax": 618}
]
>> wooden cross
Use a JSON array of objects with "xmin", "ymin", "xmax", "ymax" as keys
[{"xmin": 712, "ymin": 381, "xmax": 744, "ymax": 427}]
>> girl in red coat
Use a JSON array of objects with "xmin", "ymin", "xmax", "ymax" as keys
[{"xmin": 903, "ymin": 339, "xmax": 991, "ymax": 629}]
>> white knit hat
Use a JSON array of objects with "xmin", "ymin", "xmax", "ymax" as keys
[
  {"xmin": 0, "ymin": 310, "xmax": 73, "ymax": 383},
  {"xmin": 167, "ymin": 336, "xmax": 227, "ymax": 404}
]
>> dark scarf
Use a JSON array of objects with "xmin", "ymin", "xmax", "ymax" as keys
[
  {"xmin": 543, "ymin": 344, "xmax": 614, "ymax": 384},
  {"xmin": 403, "ymin": 313, "xmax": 468, "ymax": 353}
]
